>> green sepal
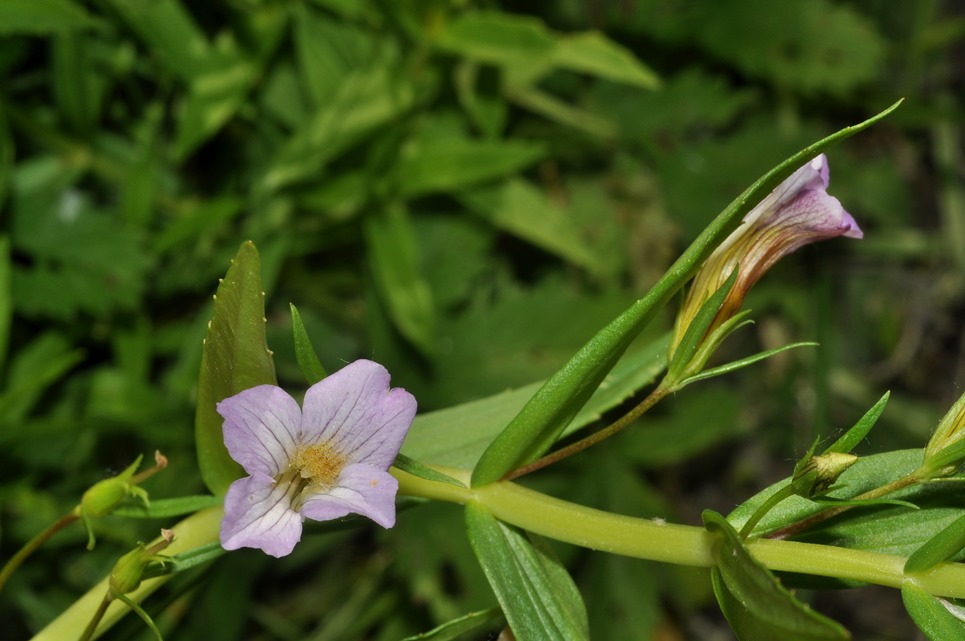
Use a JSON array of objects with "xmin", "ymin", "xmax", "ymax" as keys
[
  {"xmin": 401, "ymin": 607, "xmax": 504, "ymax": 641},
  {"xmin": 905, "ymin": 514, "xmax": 965, "ymax": 574},
  {"xmin": 469, "ymin": 100, "xmax": 903, "ymax": 487},
  {"xmin": 290, "ymin": 303, "xmax": 326, "ymax": 385},
  {"xmin": 666, "ymin": 267, "xmax": 739, "ymax": 381},
  {"xmin": 113, "ymin": 592, "xmax": 164, "ymax": 641},
  {"xmin": 393, "ymin": 454, "xmax": 467, "ymax": 488},
  {"xmin": 195, "ymin": 241, "xmax": 277, "ymax": 496},
  {"xmin": 824, "ymin": 392, "xmax": 890, "ymax": 455},
  {"xmin": 901, "ymin": 582, "xmax": 965, "ymax": 641},
  {"xmin": 677, "ymin": 340, "xmax": 816, "ymax": 389},
  {"xmin": 465, "ymin": 502, "xmax": 589, "ymax": 641},
  {"xmin": 704, "ymin": 510, "xmax": 850, "ymax": 641}
]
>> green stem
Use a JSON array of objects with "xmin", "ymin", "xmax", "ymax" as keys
[
  {"xmin": 0, "ymin": 510, "xmax": 79, "ymax": 592},
  {"xmin": 78, "ymin": 595, "xmax": 112, "ymax": 641},
  {"xmin": 30, "ymin": 507, "xmax": 223, "ymax": 641},
  {"xmin": 739, "ymin": 485, "xmax": 796, "ymax": 539},
  {"xmin": 503, "ymin": 382, "xmax": 671, "ymax": 481},
  {"xmin": 394, "ymin": 467, "xmax": 965, "ymax": 599},
  {"xmin": 765, "ymin": 472, "xmax": 920, "ymax": 540}
]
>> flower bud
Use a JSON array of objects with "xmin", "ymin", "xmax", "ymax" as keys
[
  {"xmin": 669, "ymin": 154, "xmax": 861, "ymax": 361},
  {"xmin": 109, "ymin": 529, "xmax": 175, "ymax": 596},
  {"xmin": 921, "ymin": 391, "xmax": 965, "ymax": 478},
  {"xmin": 80, "ymin": 455, "xmax": 144, "ymax": 518},
  {"xmin": 791, "ymin": 452, "xmax": 857, "ymax": 498}
]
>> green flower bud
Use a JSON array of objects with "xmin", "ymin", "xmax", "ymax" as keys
[
  {"xmin": 921, "ymin": 391, "xmax": 965, "ymax": 478},
  {"xmin": 80, "ymin": 455, "xmax": 143, "ymax": 519},
  {"xmin": 109, "ymin": 529, "xmax": 175, "ymax": 596},
  {"xmin": 791, "ymin": 452, "xmax": 857, "ymax": 498}
]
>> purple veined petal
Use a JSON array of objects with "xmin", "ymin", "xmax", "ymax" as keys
[
  {"xmin": 300, "ymin": 464, "xmax": 400, "ymax": 528},
  {"xmin": 219, "ymin": 385, "xmax": 301, "ymax": 477},
  {"xmin": 300, "ymin": 360, "xmax": 417, "ymax": 470},
  {"xmin": 221, "ymin": 472, "xmax": 303, "ymax": 558}
]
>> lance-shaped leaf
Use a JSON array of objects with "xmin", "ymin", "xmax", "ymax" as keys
[
  {"xmin": 704, "ymin": 510, "xmax": 850, "ymax": 641},
  {"xmin": 905, "ymin": 514, "xmax": 965, "ymax": 574},
  {"xmin": 902, "ymin": 582, "xmax": 965, "ymax": 641},
  {"xmin": 290, "ymin": 303, "xmax": 326, "ymax": 385},
  {"xmin": 401, "ymin": 608, "xmax": 504, "ymax": 641},
  {"xmin": 825, "ymin": 391, "xmax": 890, "ymax": 455},
  {"xmin": 466, "ymin": 502, "xmax": 589, "ymax": 641},
  {"xmin": 195, "ymin": 241, "xmax": 277, "ymax": 496},
  {"xmin": 470, "ymin": 100, "xmax": 904, "ymax": 486}
]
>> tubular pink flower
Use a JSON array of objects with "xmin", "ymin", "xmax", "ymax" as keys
[
  {"xmin": 217, "ymin": 359, "xmax": 417, "ymax": 557},
  {"xmin": 670, "ymin": 154, "xmax": 861, "ymax": 357}
]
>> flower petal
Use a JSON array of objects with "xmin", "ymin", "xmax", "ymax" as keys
[
  {"xmin": 219, "ymin": 385, "xmax": 301, "ymax": 477},
  {"xmin": 220, "ymin": 473, "xmax": 303, "ymax": 558},
  {"xmin": 300, "ymin": 360, "xmax": 417, "ymax": 470},
  {"xmin": 300, "ymin": 463, "xmax": 400, "ymax": 528}
]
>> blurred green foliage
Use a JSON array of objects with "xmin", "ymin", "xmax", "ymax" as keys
[{"xmin": 0, "ymin": 0, "xmax": 962, "ymax": 639}]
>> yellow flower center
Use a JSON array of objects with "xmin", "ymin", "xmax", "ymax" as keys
[{"xmin": 281, "ymin": 442, "xmax": 348, "ymax": 511}]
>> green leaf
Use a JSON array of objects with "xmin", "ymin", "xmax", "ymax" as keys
[
  {"xmin": 364, "ymin": 204, "xmax": 436, "ymax": 356},
  {"xmin": 553, "ymin": 31, "xmax": 659, "ymax": 89},
  {"xmin": 51, "ymin": 33, "xmax": 100, "ymax": 134},
  {"xmin": 113, "ymin": 496, "xmax": 224, "ymax": 518},
  {"xmin": 401, "ymin": 608, "xmax": 504, "ymax": 641},
  {"xmin": 902, "ymin": 583, "xmax": 965, "ymax": 641},
  {"xmin": 459, "ymin": 179, "xmax": 604, "ymax": 275},
  {"xmin": 466, "ymin": 503, "xmax": 589, "ymax": 641},
  {"xmin": 398, "ymin": 139, "xmax": 545, "ymax": 198},
  {"xmin": 678, "ymin": 341, "xmax": 817, "ymax": 388},
  {"xmin": 393, "ymin": 454, "xmax": 467, "ymax": 488},
  {"xmin": 470, "ymin": 100, "xmax": 903, "ymax": 486},
  {"xmin": 103, "ymin": 0, "xmax": 211, "ymax": 82},
  {"xmin": 0, "ymin": 0, "xmax": 99, "ymax": 35},
  {"xmin": 704, "ymin": 510, "xmax": 850, "ymax": 641},
  {"xmin": 261, "ymin": 66, "xmax": 417, "ymax": 192},
  {"xmin": 290, "ymin": 303, "xmax": 326, "ymax": 385},
  {"xmin": 506, "ymin": 85, "xmax": 615, "ymax": 138},
  {"xmin": 195, "ymin": 241, "xmax": 277, "ymax": 496},
  {"xmin": 905, "ymin": 514, "xmax": 965, "ymax": 574},
  {"xmin": 0, "ymin": 237, "xmax": 10, "ymax": 372},
  {"xmin": 401, "ymin": 334, "xmax": 668, "ymax": 469},
  {"xmin": 434, "ymin": 11, "xmax": 557, "ymax": 67},
  {"xmin": 824, "ymin": 392, "xmax": 890, "ymax": 455}
]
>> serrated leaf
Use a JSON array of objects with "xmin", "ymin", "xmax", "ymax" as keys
[
  {"xmin": 825, "ymin": 392, "xmax": 890, "ymax": 455},
  {"xmin": 704, "ymin": 510, "xmax": 850, "ymax": 641},
  {"xmin": 364, "ymin": 204, "xmax": 436, "ymax": 356},
  {"xmin": 401, "ymin": 608, "xmax": 503, "ymax": 641},
  {"xmin": 905, "ymin": 514, "xmax": 965, "ymax": 574},
  {"xmin": 459, "ymin": 179, "xmax": 604, "ymax": 275},
  {"xmin": 290, "ymin": 303, "xmax": 326, "ymax": 385},
  {"xmin": 466, "ymin": 503, "xmax": 589, "ymax": 641},
  {"xmin": 195, "ymin": 241, "xmax": 277, "ymax": 496},
  {"xmin": 553, "ymin": 31, "xmax": 659, "ymax": 89},
  {"xmin": 470, "ymin": 100, "xmax": 903, "ymax": 486},
  {"xmin": 0, "ymin": 0, "xmax": 99, "ymax": 35},
  {"xmin": 902, "ymin": 583, "xmax": 965, "ymax": 641},
  {"xmin": 398, "ymin": 139, "xmax": 545, "ymax": 198},
  {"xmin": 113, "ymin": 496, "xmax": 224, "ymax": 519}
]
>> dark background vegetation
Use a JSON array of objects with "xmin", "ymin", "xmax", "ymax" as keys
[{"xmin": 1, "ymin": 0, "xmax": 963, "ymax": 639}]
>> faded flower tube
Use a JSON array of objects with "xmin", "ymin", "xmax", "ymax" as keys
[{"xmin": 669, "ymin": 154, "xmax": 863, "ymax": 363}]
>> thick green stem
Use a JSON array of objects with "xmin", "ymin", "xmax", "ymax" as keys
[
  {"xmin": 0, "ymin": 510, "xmax": 79, "ymax": 592},
  {"xmin": 394, "ymin": 467, "xmax": 965, "ymax": 599}
]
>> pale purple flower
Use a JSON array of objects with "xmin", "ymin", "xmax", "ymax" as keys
[
  {"xmin": 217, "ymin": 359, "xmax": 417, "ymax": 557},
  {"xmin": 670, "ymin": 154, "xmax": 861, "ymax": 357}
]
